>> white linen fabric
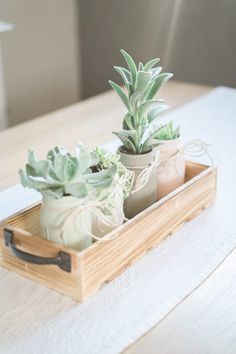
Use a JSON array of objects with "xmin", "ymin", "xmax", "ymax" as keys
[{"xmin": 0, "ymin": 87, "xmax": 236, "ymax": 354}]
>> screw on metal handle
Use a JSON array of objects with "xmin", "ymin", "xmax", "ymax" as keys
[{"xmin": 4, "ymin": 228, "xmax": 71, "ymax": 273}]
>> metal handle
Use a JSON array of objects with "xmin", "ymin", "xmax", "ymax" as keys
[{"xmin": 4, "ymin": 228, "xmax": 71, "ymax": 273}]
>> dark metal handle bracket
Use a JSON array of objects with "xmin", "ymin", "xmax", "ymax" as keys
[{"xmin": 4, "ymin": 228, "xmax": 71, "ymax": 273}]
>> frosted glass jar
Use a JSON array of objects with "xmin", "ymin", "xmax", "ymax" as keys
[
  {"xmin": 157, "ymin": 137, "xmax": 185, "ymax": 200},
  {"xmin": 119, "ymin": 148, "xmax": 159, "ymax": 219},
  {"xmin": 40, "ymin": 195, "xmax": 92, "ymax": 251}
]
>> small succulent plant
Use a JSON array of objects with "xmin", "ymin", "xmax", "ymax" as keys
[
  {"xmin": 154, "ymin": 121, "xmax": 180, "ymax": 140},
  {"xmin": 19, "ymin": 144, "xmax": 117, "ymax": 199},
  {"xmin": 93, "ymin": 147, "xmax": 134, "ymax": 199},
  {"xmin": 109, "ymin": 49, "xmax": 173, "ymax": 154}
]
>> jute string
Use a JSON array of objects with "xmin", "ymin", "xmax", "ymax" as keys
[
  {"xmin": 127, "ymin": 139, "xmax": 213, "ymax": 193},
  {"xmin": 158, "ymin": 139, "xmax": 214, "ymax": 175}
]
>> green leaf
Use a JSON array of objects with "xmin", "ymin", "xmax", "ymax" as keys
[
  {"xmin": 54, "ymin": 154, "xmax": 68, "ymax": 180},
  {"xmin": 76, "ymin": 143, "xmax": 97, "ymax": 173},
  {"xmin": 135, "ymin": 71, "xmax": 151, "ymax": 92},
  {"xmin": 65, "ymin": 182, "xmax": 88, "ymax": 199},
  {"xmin": 139, "ymin": 100, "xmax": 168, "ymax": 118},
  {"xmin": 154, "ymin": 121, "xmax": 180, "ymax": 140},
  {"xmin": 129, "ymin": 92, "xmax": 142, "ymax": 114},
  {"xmin": 150, "ymin": 66, "xmax": 163, "ymax": 81},
  {"xmin": 123, "ymin": 113, "xmax": 135, "ymax": 130},
  {"xmin": 109, "ymin": 80, "xmax": 129, "ymax": 110},
  {"xmin": 147, "ymin": 103, "xmax": 169, "ymax": 123},
  {"xmin": 120, "ymin": 49, "xmax": 137, "ymax": 86},
  {"xmin": 114, "ymin": 66, "xmax": 131, "ymax": 93},
  {"xmin": 138, "ymin": 62, "xmax": 143, "ymax": 70},
  {"xmin": 143, "ymin": 58, "xmax": 160, "ymax": 71},
  {"xmin": 148, "ymin": 73, "xmax": 173, "ymax": 99},
  {"xmin": 28, "ymin": 150, "xmax": 38, "ymax": 169},
  {"xmin": 37, "ymin": 160, "xmax": 50, "ymax": 179}
]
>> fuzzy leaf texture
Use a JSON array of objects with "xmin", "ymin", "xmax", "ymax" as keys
[
  {"xmin": 110, "ymin": 49, "xmax": 173, "ymax": 153},
  {"xmin": 19, "ymin": 144, "xmax": 117, "ymax": 199}
]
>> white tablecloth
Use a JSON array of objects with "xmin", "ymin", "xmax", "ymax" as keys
[{"xmin": 0, "ymin": 87, "xmax": 236, "ymax": 354}]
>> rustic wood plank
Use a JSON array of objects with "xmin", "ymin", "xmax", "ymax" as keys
[
  {"xmin": 0, "ymin": 162, "xmax": 217, "ymax": 301},
  {"xmin": 0, "ymin": 224, "xmax": 82, "ymax": 300},
  {"xmin": 79, "ymin": 164, "xmax": 217, "ymax": 301}
]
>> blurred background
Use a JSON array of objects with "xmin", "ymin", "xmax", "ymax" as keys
[{"xmin": 0, "ymin": 0, "xmax": 235, "ymax": 129}]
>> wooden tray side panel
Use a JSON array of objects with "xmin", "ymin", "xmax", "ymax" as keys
[
  {"xmin": 0, "ymin": 227, "xmax": 82, "ymax": 301},
  {"xmin": 79, "ymin": 168, "xmax": 217, "ymax": 301},
  {"xmin": 185, "ymin": 161, "xmax": 208, "ymax": 181},
  {"xmin": 2, "ymin": 203, "xmax": 41, "ymax": 235}
]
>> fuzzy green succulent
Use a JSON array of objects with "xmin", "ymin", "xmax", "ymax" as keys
[
  {"xmin": 154, "ymin": 121, "xmax": 180, "ymax": 140},
  {"xmin": 109, "ymin": 49, "xmax": 173, "ymax": 154},
  {"xmin": 93, "ymin": 147, "xmax": 134, "ymax": 199},
  {"xmin": 19, "ymin": 144, "xmax": 117, "ymax": 199}
]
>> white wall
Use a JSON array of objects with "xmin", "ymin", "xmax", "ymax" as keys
[
  {"xmin": 0, "ymin": 0, "xmax": 80, "ymax": 127},
  {"xmin": 79, "ymin": 0, "xmax": 236, "ymax": 98}
]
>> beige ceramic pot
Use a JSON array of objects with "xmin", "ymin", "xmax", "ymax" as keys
[
  {"xmin": 119, "ymin": 147, "xmax": 159, "ymax": 219},
  {"xmin": 156, "ymin": 137, "xmax": 185, "ymax": 200},
  {"xmin": 40, "ymin": 195, "xmax": 92, "ymax": 251}
]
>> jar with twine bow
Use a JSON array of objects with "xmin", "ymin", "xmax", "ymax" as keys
[
  {"xmin": 90, "ymin": 147, "xmax": 134, "ymax": 236},
  {"xmin": 154, "ymin": 120, "xmax": 213, "ymax": 199},
  {"xmin": 154, "ymin": 121, "xmax": 185, "ymax": 200},
  {"xmin": 109, "ymin": 49, "xmax": 173, "ymax": 218},
  {"xmin": 19, "ymin": 144, "xmax": 118, "ymax": 251}
]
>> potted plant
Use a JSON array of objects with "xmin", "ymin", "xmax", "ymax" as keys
[
  {"xmin": 91, "ymin": 147, "xmax": 134, "ymax": 236},
  {"xmin": 109, "ymin": 49, "xmax": 173, "ymax": 218},
  {"xmin": 19, "ymin": 144, "xmax": 116, "ymax": 251},
  {"xmin": 154, "ymin": 121, "xmax": 185, "ymax": 199}
]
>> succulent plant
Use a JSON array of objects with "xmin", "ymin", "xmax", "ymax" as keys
[
  {"xmin": 154, "ymin": 121, "xmax": 180, "ymax": 140},
  {"xmin": 19, "ymin": 144, "xmax": 117, "ymax": 199},
  {"xmin": 93, "ymin": 147, "xmax": 134, "ymax": 199},
  {"xmin": 109, "ymin": 49, "xmax": 173, "ymax": 154}
]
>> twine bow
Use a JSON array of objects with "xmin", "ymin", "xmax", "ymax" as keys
[{"xmin": 158, "ymin": 139, "xmax": 213, "ymax": 175}]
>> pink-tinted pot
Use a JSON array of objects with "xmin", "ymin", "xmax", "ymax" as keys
[{"xmin": 156, "ymin": 137, "xmax": 185, "ymax": 200}]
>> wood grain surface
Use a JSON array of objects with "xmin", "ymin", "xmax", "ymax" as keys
[{"xmin": 0, "ymin": 162, "xmax": 217, "ymax": 301}]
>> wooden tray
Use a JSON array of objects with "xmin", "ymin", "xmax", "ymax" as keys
[{"xmin": 0, "ymin": 161, "xmax": 217, "ymax": 302}]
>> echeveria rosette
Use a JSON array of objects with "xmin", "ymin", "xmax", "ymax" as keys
[
  {"xmin": 19, "ymin": 144, "xmax": 117, "ymax": 199},
  {"xmin": 154, "ymin": 121, "xmax": 180, "ymax": 141},
  {"xmin": 93, "ymin": 147, "xmax": 134, "ymax": 199},
  {"xmin": 109, "ymin": 49, "xmax": 173, "ymax": 154}
]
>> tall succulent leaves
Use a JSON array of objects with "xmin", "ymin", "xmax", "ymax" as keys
[
  {"xmin": 148, "ymin": 73, "xmax": 173, "ymax": 99},
  {"xmin": 114, "ymin": 66, "xmax": 131, "ymax": 93},
  {"xmin": 135, "ymin": 71, "xmax": 151, "ymax": 92},
  {"xmin": 120, "ymin": 49, "xmax": 137, "ymax": 86},
  {"xmin": 110, "ymin": 50, "xmax": 173, "ymax": 154},
  {"xmin": 123, "ymin": 113, "xmax": 135, "ymax": 130},
  {"xmin": 143, "ymin": 58, "xmax": 160, "ymax": 71},
  {"xmin": 129, "ymin": 92, "xmax": 142, "ymax": 115},
  {"xmin": 108, "ymin": 80, "xmax": 129, "ymax": 110}
]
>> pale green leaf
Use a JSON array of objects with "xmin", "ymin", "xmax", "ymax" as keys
[
  {"xmin": 148, "ymin": 73, "xmax": 173, "ymax": 99},
  {"xmin": 143, "ymin": 58, "xmax": 160, "ymax": 71},
  {"xmin": 120, "ymin": 49, "xmax": 137, "ymax": 86},
  {"xmin": 135, "ymin": 71, "xmax": 151, "ymax": 92},
  {"xmin": 109, "ymin": 80, "xmax": 129, "ymax": 110}
]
